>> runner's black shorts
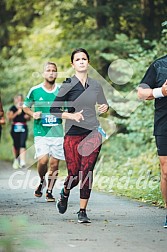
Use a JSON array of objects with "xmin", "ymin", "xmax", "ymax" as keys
[
  {"xmin": 10, "ymin": 128, "xmax": 28, "ymax": 149},
  {"xmin": 155, "ymin": 136, "xmax": 167, "ymax": 156}
]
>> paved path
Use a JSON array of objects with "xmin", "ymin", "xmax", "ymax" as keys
[{"xmin": 0, "ymin": 161, "xmax": 167, "ymax": 252}]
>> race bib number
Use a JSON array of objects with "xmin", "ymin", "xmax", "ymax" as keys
[
  {"xmin": 42, "ymin": 114, "xmax": 58, "ymax": 126},
  {"xmin": 14, "ymin": 124, "xmax": 25, "ymax": 133}
]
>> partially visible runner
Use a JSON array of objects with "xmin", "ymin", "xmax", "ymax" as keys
[
  {"xmin": 137, "ymin": 54, "xmax": 167, "ymax": 228},
  {"xmin": 7, "ymin": 94, "xmax": 30, "ymax": 169},
  {"xmin": 0, "ymin": 94, "xmax": 5, "ymax": 140},
  {"xmin": 23, "ymin": 62, "xmax": 64, "ymax": 202},
  {"xmin": 50, "ymin": 48, "xmax": 109, "ymax": 222}
]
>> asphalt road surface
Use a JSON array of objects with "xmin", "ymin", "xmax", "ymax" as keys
[{"xmin": 0, "ymin": 160, "xmax": 166, "ymax": 252}]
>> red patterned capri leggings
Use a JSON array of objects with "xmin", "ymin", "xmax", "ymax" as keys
[{"xmin": 63, "ymin": 130, "xmax": 102, "ymax": 199}]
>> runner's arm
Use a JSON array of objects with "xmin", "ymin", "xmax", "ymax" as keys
[
  {"xmin": 138, "ymin": 80, "xmax": 167, "ymax": 100},
  {"xmin": 137, "ymin": 87, "xmax": 154, "ymax": 100},
  {"xmin": 23, "ymin": 106, "xmax": 41, "ymax": 120}
]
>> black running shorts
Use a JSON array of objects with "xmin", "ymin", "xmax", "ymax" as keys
[{"xmin": 155, "ymin": 136, "xmax": 167, "ymax": 156}]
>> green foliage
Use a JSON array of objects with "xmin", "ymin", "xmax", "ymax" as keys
[
  {"xmin": 0, "ymin": 216, "xmax": 46, "ymax": 252},
  {"xmin": 95, "ymin": 134, "xmax": 163, "ymax": 206}
]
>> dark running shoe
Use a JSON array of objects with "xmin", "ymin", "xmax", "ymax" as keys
[
  {"xmin": 163, "ymin": 215, "xmax": 167, "ymax": 228},
  {"xmin": 57, "ymin": 188, "xmax": 69, "ymax": 214},
  {"xmin": 78, "ymin": 210, "xmax": 91, "ymax": 223},
  {"xmin": 34, "ymin": 180, "xmax": 46, "ymax": 198},
  {"xmin": 46, "ymin": 190, "xmax": 55, "ymax": 202}
]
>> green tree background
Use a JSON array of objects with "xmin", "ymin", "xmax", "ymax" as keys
[{"xmin": 0, "ymin": 0, "xmax": 167, "ymax": 205}]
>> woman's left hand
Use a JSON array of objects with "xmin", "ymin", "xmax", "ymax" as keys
[{"xmin": 98, "ymin": 104, "xmax": 109, "ymax": 114}]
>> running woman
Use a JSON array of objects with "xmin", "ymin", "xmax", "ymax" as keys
[{"xmin": 50, "ymin": 48, "xmax": 108, "ymax": 222}]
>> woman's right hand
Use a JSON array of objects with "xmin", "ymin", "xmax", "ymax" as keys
[{"xmin": 70, "ymin": 110, "xmax": 84, "ymax": 122}]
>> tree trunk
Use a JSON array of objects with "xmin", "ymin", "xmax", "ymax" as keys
[{"xmin": 141, "ymin": 0, "xmax": 155, "ymax": 40}]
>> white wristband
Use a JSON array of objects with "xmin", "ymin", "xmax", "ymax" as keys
[{"xmin": 152, "ymin": 87, "xmax": 164, "ymax": 98}]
